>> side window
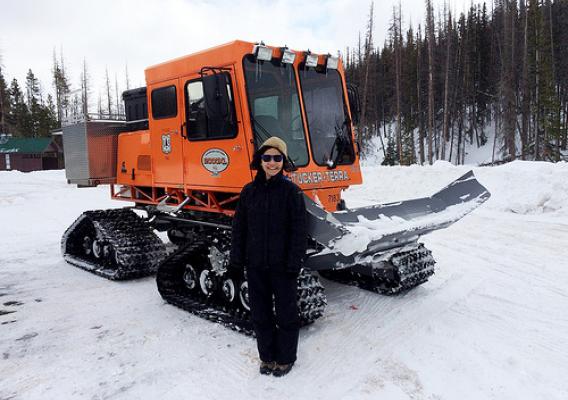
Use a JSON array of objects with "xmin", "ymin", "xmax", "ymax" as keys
[
  {"xmin": 187, "ymin": 81, "xmax": 208, "ymax": 139},
  {"xmin": 151, "ymin": 86, "xmax": 177, "ymax": 119},
  {"xmin": 185, "ymin": 74, "xmax": 237, "ymax": 140}
]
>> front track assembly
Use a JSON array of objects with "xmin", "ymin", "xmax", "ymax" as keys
[
  {"xmin": 61, "ymin": 208, "xmax": 167, "ymax": 280},
  {"xmin": 320, "ymin": 243, "xmax": 436, "ymax": 295},
  {"xmin": 156, "ymin": 237, "xmax": 327, "ymax": 336}
]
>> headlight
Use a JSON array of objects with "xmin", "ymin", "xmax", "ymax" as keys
[
  {"xmin": 305, "ymin": 52, "xmax": 319, "ymax": 68},
  {"xmin": 281, "ymin": 48, "xmax": 296, "ymax": 64},
  {"xmin": 253, "ymin": 44, "xmax": 273, "ymax": 61},
  {"xmin": 326, "ymin": 54, "xmax": 339, "ymax": 70}
]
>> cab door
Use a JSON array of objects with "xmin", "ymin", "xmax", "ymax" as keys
[
  {"xmin": 149, "ymin": 80, "xmax": 184, "ymax": 186},
  {"xmin": 180, "ymin": 67, "xmax": 252, "ymax": 189}
]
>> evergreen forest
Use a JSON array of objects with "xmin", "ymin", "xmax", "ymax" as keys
[{"xmin": 347, "ymin": 0, "xmax": 568, "ymax": 164}]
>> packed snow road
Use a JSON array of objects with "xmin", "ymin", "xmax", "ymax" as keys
[{"xmin": 1, "ymin": 161, "xmax": 567, "ymax": 400}]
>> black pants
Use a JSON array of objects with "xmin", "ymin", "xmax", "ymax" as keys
[{"xmin": 247, "ymin": 268, "xmax": 299, "ymax": 365}]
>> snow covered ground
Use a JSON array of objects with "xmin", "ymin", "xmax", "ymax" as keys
[{"xmin": 1, "ymin": 161, "xmax": 567, "ymax": 400}]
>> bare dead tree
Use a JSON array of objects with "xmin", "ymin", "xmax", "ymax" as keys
[
  {"xmin": 125, "ymin": 63, "xmax": 131, "ymax": 91},
  {"xmin": 115, "ymin": 73, "xmax": 120, "ymax": 117},
  {"xmin": 81, "ymin": 58, "xmax": 90, "ymax": 118},
  {"xmin": 360, "ymin": 1, "xmax": 375, "ymax": 131},
  {"xmin": 105, "ymin": 68, "xmax": 112, "ymax": 117}
]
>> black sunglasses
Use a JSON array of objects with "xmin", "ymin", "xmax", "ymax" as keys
[{"xmin": 261, "ymin": 154, "xmax": 284, "ymax": 162}]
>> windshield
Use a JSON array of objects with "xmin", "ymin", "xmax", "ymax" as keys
[
  {"xmin": 243, "ymin": 55, "xmax": 309, "ymax": 166},
  {"xmin": 299, "ymin": 68, "xmax": 355, "ymax": 166}
]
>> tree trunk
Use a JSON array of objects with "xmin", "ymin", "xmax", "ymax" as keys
[
  {"xmin": 394, "ymin": 4, "xmax": 402, "ymax": 164},
  {"xmin": 81, "ymin": 59, "xmax": 90, "ymax": 119},
  {"xmin": 105, "ymin": 68, "xmax": 112, "ymax": 117},
  {"xmin": 426, "ymin": 0, "xmax": 435, "ymax": 164},
  {"xmin": 360, "ymin": 3, "xmax": 374, "ymax": 129},
  {"xmin": 441, "ymin": 13, "xmax": 452, "ymax": 160},
  {"xmin": 417, "ymin": 28, "xmax": 425, "ymax": 165},
  {"xmin": 520, "ymin": 0, "xmax": 530, "ymax": 160}
]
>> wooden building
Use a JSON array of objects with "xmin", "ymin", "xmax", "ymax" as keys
[{"xmin": 0, "ymin": 136, "xmax": 64, "ymax": 172}]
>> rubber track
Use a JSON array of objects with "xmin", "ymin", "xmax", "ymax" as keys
[
  {"xmin": 320, "ymin": 243, "xmax": 436, "ymax": 295},
  {"xmin": 61, "ymin": 208, "xmax": 167, "ymax": 280},
  {"xmin": 156, "ymin": 239, "xmax": 327, "ymax": 336}
]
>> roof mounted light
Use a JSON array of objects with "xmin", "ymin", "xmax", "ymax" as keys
[
  {"xmin": 281, "ymin": 47, "xmax": 296, "ymax": 64},
  {"xmin": 253, "ymin": 43, "xmax": 273, "ymax": 62},
  {"xmin": 304, "ymin": 51, "xmax": 319, "ymax": 68},
  {"xmin": 326, "ymin": 54, "xmax": 339, "ymax": 70}
]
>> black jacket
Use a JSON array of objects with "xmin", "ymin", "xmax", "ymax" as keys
[{"xmin": 230, "ymin": 172, "xmax": 307, "ymax": 274}]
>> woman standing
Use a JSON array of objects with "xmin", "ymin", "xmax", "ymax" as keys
[{"xmin": 230, "ymin": 137, "xmax": 307, "ymax": 377}]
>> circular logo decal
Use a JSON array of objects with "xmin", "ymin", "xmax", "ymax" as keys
[{"xmin": 201, "ymin": 148, "xmax": 229, "ymax": 176}]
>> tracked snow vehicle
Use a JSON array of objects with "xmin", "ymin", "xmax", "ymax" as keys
[{"xmin": 61, "ymin": 40, "xmax": 490, "ymax": 334}]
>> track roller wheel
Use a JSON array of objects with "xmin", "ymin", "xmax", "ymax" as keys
[
  {"xmin": 221, "ymin": 279, "xmax": 236, "ymax": 303},
  {"xmin": 199, "ymin": 269, "xmax": 217, "ymax": 296},
  {"xmin": 239, "ymin": 281, "xmax": 251, "ymax": 311},
  {"xmin": 182, "ymin": 263, "xmax": 198, "ymax": 290},
  {"xmin": 92, "ymin": 239, "xmax": 103, "ymax": 259},
  {"xmin": 82, "ymin": 235, "xmax": 94, "ymax": 256}
]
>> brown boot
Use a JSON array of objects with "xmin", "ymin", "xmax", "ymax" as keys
[
  {"xmin": 259, "ymin": 361, "xmax": 275, "ymax": 375},
  {"xmin": 272, "ymin": 362, "xmax": 294, "ymax": 377}
]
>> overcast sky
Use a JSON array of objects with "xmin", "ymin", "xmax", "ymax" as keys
[{"xmin": 1, "ymin": 0, "xmax": 479, "ymax": 102}]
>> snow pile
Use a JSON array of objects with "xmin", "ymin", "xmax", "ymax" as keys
[
  {"xmin": 346, "ymin": 160, "xmax": 568, "ymax": 218},
  {"xmin": 475, "ymin": 160, "xmax": 568, "ymax": 217}
]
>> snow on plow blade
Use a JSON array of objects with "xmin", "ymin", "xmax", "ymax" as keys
[{"xmin": 305, "ymin": 171, "xmax": 490, "ymax": 270}]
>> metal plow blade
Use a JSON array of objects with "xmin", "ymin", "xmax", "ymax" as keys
[{"xmin": 305, "ymin": 170, "xmax": 490, "ymax": 270}]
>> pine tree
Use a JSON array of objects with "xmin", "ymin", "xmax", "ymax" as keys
[
  {"xmin": 9, "ymin": 79, "xmax": 31, "ymax": 137},
  {"xmin": 36, "ymin": 94, "xmax": 57, "ymax": 137},
  {"xmin": 382, "ymin": 133, "xmax": 397, "ymax": 165},
  {"xmin": 25, "ymin": 69, "xmax": 42, "ymax": 137},
  {"xmin": 0, "ymin": 66, "xmax": 11, "ymax": 134}
]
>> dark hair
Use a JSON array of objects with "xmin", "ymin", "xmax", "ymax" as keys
[{"xmin": 250, "ymin": 145, "xmax": 292, "ymax": 172}]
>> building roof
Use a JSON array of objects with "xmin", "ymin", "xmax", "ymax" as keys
[{"xmin": 0, "ymin": 137, "xmax": 54, "ymax": 154}]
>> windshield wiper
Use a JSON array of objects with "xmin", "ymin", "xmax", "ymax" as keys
[{"xmin": 326, "ymin": 117, "xmax": 351, "ymax": 169}]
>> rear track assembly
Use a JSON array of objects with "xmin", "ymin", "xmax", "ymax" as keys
[{"xmin": 61, "ymin": 208, "xmax": 167, "ymax": 280}]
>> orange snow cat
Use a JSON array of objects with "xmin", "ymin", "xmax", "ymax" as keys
[{"xmin": 61, "ymin": 40, "xmax": 489, "ymax": 334}]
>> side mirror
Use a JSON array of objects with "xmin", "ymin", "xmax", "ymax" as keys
[
  {"xmin": 202, "ymin": 72, "xmax": 231, "ymax": 120},
  {"xmin": 347, "ymin": 83, "xmax": 361, "ymax": 125}
]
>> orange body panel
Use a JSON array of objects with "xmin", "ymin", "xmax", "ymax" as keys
[
  {"xmin": 115, "ymin": 40, "xmax": 363, "ymax": 213},
  {"xmin": 116, "ymin": 130, "xmax": 153, "ymax": 186}
]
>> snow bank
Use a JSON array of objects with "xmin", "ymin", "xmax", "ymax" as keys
[
  {"xmin": 475, "ymin": 160, "xmax": 568, "ymax": 216},
  {"xmin": 1, "ymin": 162, "xmax": 567, "ymax": 400},
  {"xmin": 345, "ymin": 160, "xmax": 568, "ymax": 218}
]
